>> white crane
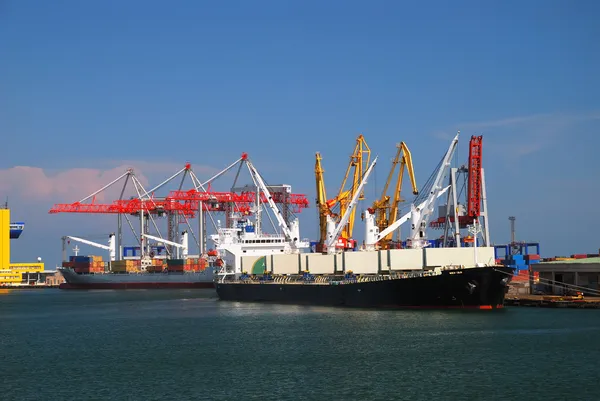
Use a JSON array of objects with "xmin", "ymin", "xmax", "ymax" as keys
[
  {"xmin": 326, "ymin": 157, "xmax": 378, "ymax": 254},
  {"xmin": 407, "ymin": 133, "xmax": 459, "ymax": 249},
  {"xmin": 245, "ymin": 159, "xmax": 307, "ymax": 252},
  {"xmin": 141, "ymin": 231, "xmax": 189, "ymax": 259},
  {"xmin": 62, "ymin": 234, "xmax": 116, "ymax": 261},
  {"xmin": 363, "ymin": 185, "xmax": 450, "ymax": 251},
  {"xmin": 363, "ymin": 133, "xmax": 459, "ymax": 251}
]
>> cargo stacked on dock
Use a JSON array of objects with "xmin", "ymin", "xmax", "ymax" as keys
[{"xmin": 498, "ymin": 254, "xmax": 540, "ymax": 283}]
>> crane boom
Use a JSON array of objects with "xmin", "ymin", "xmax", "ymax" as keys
[
  {"xmin": 371, "ymin": 141, "xmax": 418, "ymax": 249},
  {"xmin": 337, "ymin": 134, "xmax": 370, "ymax": 244},
  {"xmin": 374, "ymin": 185, "xmax": 450, "ymax": 242},
  {"xmin": 408, "ymin": 133, "xmax": 459, "ymax": 249},
  {"xmin": 245, "ymin": 159, "xmax": 298, "ymax": 249},
  {"xmin": 66, "ymin": 236, "xmax": 110, "ymax": 250},
  {"xmin": 141, "ymin": 233, "xmax": 185, "ymax": 249},
  {"xmin": 65, "ymin": 234, "xmax": 116, "ymax": 261},
  {"xmin": 326, "ymin": 156, "xmax": 378, "ymax": 253},
  {"xmin": 467, "ymin": 135, "xmax": 483, "ymax": 221},
  {"xmin": 314, "ymin": 152, "xmax": 329, "ymax": 252},
  {"xmin": 315, "ymin": 134, "xmax": 370, "ymax": 251}
]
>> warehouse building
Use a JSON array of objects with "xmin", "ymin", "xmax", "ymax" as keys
[{"xmin": 532, "ymin": 257, "xmax": 600, "ymax": 296}]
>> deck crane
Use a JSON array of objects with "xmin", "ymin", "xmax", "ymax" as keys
[
  {"xmin": 363, "ymin": 133, "xmax": 459, "ymax": 251},
  {"xmin": 245, "ymin": 159, "xmax": 308, "ymax": 253},
  {"xmin": 62, "ymin": 234, "xmax": 116, "ymax": 262},
  {"xmin": 141, "ymin": 232, "xmax": 188, "ymax": 259},
  {"xmin": 315, "ymin": 134, "xmax": 371, "ymax": 252},
  {"xmin": 368, "ymin": 142, "xmax": 418, "ymax": 249},
  {"xmin": 326, "ymin": 157, "xmax": 378, "ymax": 254},
  {"xmin": 407, "ymin": 133, "xmax": 459, "ymax": 249}
]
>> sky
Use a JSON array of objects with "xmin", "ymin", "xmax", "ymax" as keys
[{"xmin": 1, "ymin": 0, "xmax": 599, "ymax": 265}]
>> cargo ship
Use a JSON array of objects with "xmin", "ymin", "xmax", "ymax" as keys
[
  {"xmin": 214, "ymin": 133, "xmax": 514, "ymax": 309},
  {"xmin": 216, "ymin": 265, "xmax": 513, "ymax": 309},
  {"xmin": 59, "ymin": 266, "xmax": 215, "ymax": 289},
  {"xmin": 58, "ymin": 233, "xmax": 217, "ymax": 290}
]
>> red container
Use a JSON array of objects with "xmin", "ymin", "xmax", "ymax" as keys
[
  {"xmin": 525, "ymin": 254, "xmax": 540, "ymax": 260},
  {"xmin": 573, "ymin": 254, "xmax": 588, "ymax": 259}
]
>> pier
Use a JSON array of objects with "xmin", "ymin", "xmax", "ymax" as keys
[{"xmin": 505, "ymin": 294, "xmax": 600, "ymax": 309}]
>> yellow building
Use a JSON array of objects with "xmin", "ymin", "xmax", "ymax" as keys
[
  {"xmin": 0, "ymin": 208, "xmax": 45, "ymax": 286},
  {"xmin": 0, "ymin": 208, "xmax": 9, "ymax": 270}
]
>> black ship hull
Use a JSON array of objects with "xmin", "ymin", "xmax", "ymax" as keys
[{"xmin": 216, "ymin": 266, "xmax": 514, "ymax": 309}]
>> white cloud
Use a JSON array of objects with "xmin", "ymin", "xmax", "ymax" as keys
[{"xmin": 0, "ymin": 160, "xmax": 220, "ymax": 204}]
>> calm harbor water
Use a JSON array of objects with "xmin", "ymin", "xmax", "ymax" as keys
[{"xmin": 1, "ymin": 289, "xmax": 599, "ymax": 401}]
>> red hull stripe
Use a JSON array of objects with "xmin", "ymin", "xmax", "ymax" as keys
[
  {"xmin": 59, "ymin": 282, "xmax": 215, "ymax": 290},
  {"xmin": 378, "ymin": 304, "xmax": 504, "ymax": 310}
]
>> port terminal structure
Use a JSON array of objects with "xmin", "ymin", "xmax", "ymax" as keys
[
  {"xmin": 48, "ymin": 154, "xmax": 311, "ymax": 266},
  {"xmin": 336, "ymin": 133, "xmax": 491, "ymax": 253},
  {"xmin": 0, "ymin": 205, "xmax": 45, "ymax": 286}
]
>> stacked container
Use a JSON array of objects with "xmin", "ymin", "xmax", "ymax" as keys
[
  {"xmin": 110, "ymin": 259, "xmax": 141, "ymax": 273},
  {"xmin": 184, "ymin": 258, "xmax": 198, "ymax": 271},
  {"xmin": 62, "ymin": 255, "xmax": 105, "ymax": 273},
  {"xmin": 183, "ymin": 258, "xmax": 208, "ymax": 272},
  {"xmin": 501, "ymin": 253, "xmax": 540, "ymax": 282},
  {"xmin": 166, "ymin": 258, "xmax": 184, "ymax": 272},
  {"xmin": 571, "ymin": 254, "xmax": 588, "ymax": 259},
  {"xmin": 144, "ymin": 259, "xmax": 163, "ymax": 273}
]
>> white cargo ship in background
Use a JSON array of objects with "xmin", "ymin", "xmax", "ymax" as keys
[{"xmin": 58, "ymin": 232, "xmax": 216, "ymax": 289}]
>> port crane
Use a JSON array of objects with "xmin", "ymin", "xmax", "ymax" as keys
[
  {"xmin": 368, "ymin": 141, "xmax": 418, "ymax": 249},
  {"xmin": 244, "ymin": 158, "xmax": 307, "ymax": 252},
  {"xmin": 315, "ymin": 134, "xmax": 370, "ymax": 252},
  {"xmin": 141, "ymin": 232, "xmax": 188, "ymax": 259},
  {"xmin": 49, "ymin": 155, "xmax": 310, "ymax": 261},
  {"xmin": 363, "ymin": 133, "xmax": 459, "ymax": 250},
  {"xmin": 429, "ymin": 135, "xmax": 491, "ymax": 247},
  {"xmin": 62, "ymin": 234, "xmax": 116, "ymax": 262},
  {"xmin": 326, "ymin": 157, "xmax": 378, "ymax": 254}
]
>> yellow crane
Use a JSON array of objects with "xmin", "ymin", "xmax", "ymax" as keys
[
  {"xmin": 314, "ymin": 134, "xmax": 371, "ymax": 252},
  {"xmin": 370, "ymin": 141, "xmax": 418, "ymax": 249},
  {"xmin": 314, "ymin": 152, "xmax": 329, "ymax": 252}
]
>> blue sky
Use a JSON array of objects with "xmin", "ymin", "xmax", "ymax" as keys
[{"xmin": 1, "ymin": 0, "xmax": 599, "ymax": 265}]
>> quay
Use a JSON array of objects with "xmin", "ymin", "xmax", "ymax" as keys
[{"xmin": 505, "ymin": 294, "xmax": 600, "ymax": 309}]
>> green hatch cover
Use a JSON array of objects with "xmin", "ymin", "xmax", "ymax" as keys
[{"xmin": 251, "ymin": 256, "xmax": 267, "ymax": 274}]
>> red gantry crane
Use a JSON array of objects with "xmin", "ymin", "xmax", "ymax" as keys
[{"xmin": 49, "ymin": 153, "xmax": 309, "ymax": 260}]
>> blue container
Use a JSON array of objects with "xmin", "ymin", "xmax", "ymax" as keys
[
  {"xmin": 527, "ymin": 259, "xmax": 540, "ymax": 264},
  {"xmin": 70, "ymin": 256, "xmax": 92, "ymax": 263},
  {"xmin": 245, "ymin": 225, "xmax": 255, "ymax": 233}
]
